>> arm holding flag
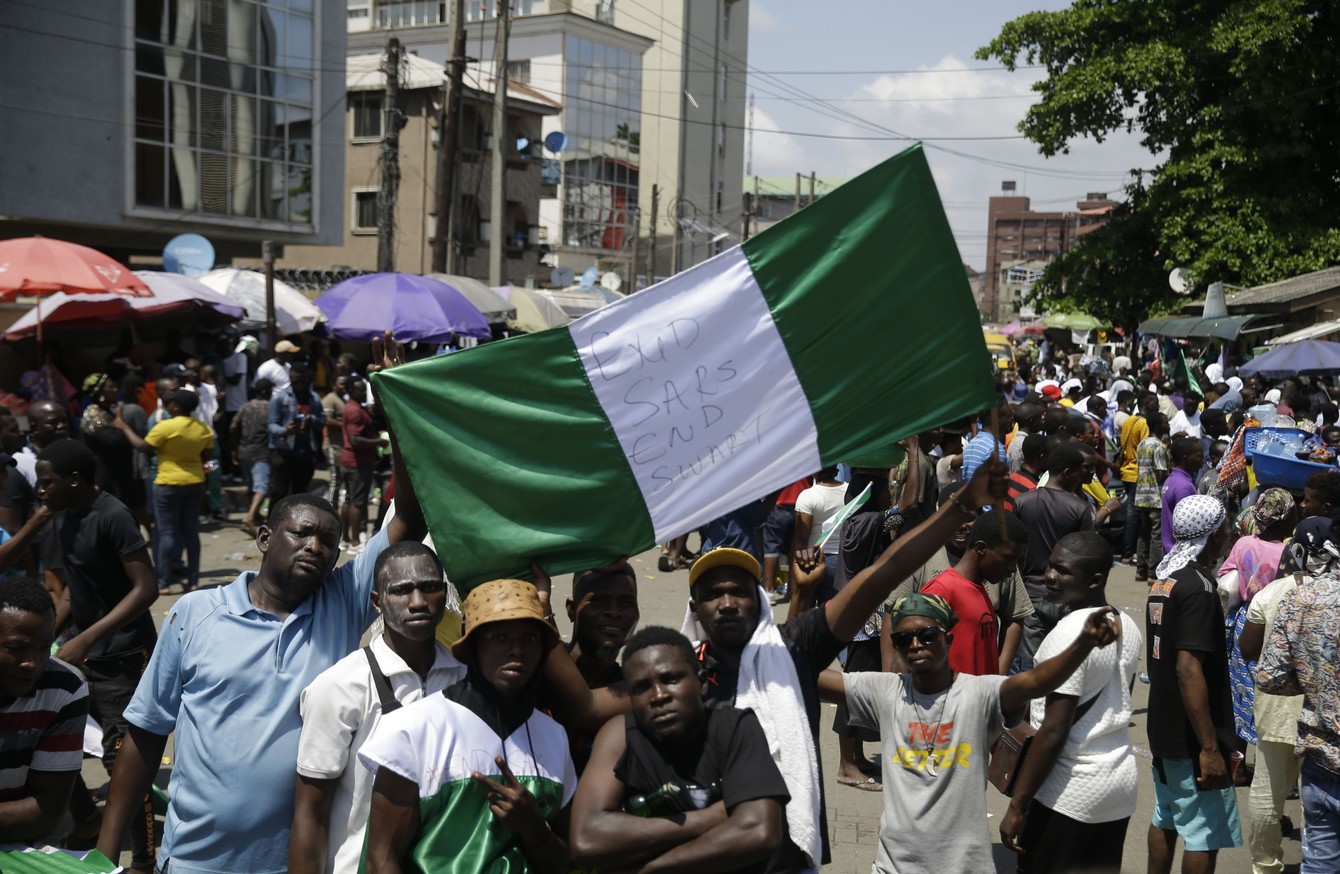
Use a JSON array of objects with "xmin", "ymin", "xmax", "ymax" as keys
[
  {"xmin": 369, "ymin": 332, "xmax": 427, "ymax": 547},
  {"xmin": 823, "ymin": 460, "xmax": 1007, "ymax": 643}
]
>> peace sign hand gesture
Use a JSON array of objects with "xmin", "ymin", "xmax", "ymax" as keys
[{"xmin": 471, "ymin": 755, "xmax": 551, "ymax": 847}]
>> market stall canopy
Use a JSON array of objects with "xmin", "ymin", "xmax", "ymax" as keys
[
  {"xmin": 1041, "ymin": 312, "xmax": 1104, "ymax": 330},
  {"xmin": 0, "ymin": 237, "xmax": 151, "ymax": 299},
  {"xmin": 2, "ymin": 271, "xmax": 245, "ymax": 340},
  {"xmin": 425, "ymin": 273, "xmax": 515, "ymax": 323},
  {"xmin": 493, "ymin": 285, "xmax": 569, "ymax": 333},
  {"xmin": 1138, "ymin": 313, "xmax": 1274, "ymax": 341},
  {"xmin": 196, "ymin": 268, "xmax": 324, "ymax": 335},
  {"xmin": 540, "ymin": 286, "xmax": 613, "ymax": 318},
  {"xmin": 317, "ymin": 273, "xmax": 491, "ymax": 342},
  {"xmin": 1265, "ymin": 319, "xmax": 1340, "ymax": 346},
  {"xmin": 1239, "ymin": 339, "xmax": 1340, "ymax": 378}
]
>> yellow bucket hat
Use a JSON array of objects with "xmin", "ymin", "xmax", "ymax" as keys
[{"xmin": 450, "ymin": 578, "xmax": 560, "ymax": 660}]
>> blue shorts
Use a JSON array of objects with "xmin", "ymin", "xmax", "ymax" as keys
[
  {"xmin": 1150, "ymin": 757, "xmax": 1243, "ymax": 852},
  {"xmin": 762, "ymin": 505, "xmax": 797, "ymax": 558},
  {"xmin": 241, "ymin": 459, "xmax": 271, "ymax": 495}
]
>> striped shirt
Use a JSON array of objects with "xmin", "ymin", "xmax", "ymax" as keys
[{"xmin": 0, "ymin": 658, "xmax": 89, "ymax": 802}]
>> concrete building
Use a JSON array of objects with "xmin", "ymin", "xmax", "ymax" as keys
[
  {"xmin": 746, "ymin": 175, "xmax": 845, "ymax": 237},
  {"xmin": 981, "ymin": 185, "xmax": 1114, "ymax": 323},
  {"xmin": 347, "ymin": 0, "xmax": 747, "ymax": 287},
  {"xmin": 613, "ymin": 0, "xmax": 749, "ymax": 281},
  {"xmin": 348, "ymin": 2, "xmax": 649, "ymax": 287},
  {"xmin": 0, "ymin": 0, "xmax": 347, "ymax": 263},
  {"xmin": 281, "ymin": 53, "xmax": 558, "ymax": 282}
]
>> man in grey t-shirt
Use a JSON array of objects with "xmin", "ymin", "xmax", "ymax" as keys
[{"xmin": 821, "ymin": 592, "xmax": 1119, "ymax": 873}]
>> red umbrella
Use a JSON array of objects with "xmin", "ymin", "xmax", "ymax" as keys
[
  {"xmin": 0, "ymin": 236, "xmax": 151, "ymax": 299},
  {"xmin": 0, "ymin": 236, "xmax": 151, "ymax": 344}
]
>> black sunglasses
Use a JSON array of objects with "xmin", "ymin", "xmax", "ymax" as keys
[{"xmin": 890, "ymin": 627, "xmax": 944, "ymax": 649}]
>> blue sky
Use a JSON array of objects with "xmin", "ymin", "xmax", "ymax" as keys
[{"xmin": 745, "ymin": 0, "xmax": 1151, "ymax": 270}]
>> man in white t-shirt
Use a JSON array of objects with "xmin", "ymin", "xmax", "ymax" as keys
[
  {"xmin": 257, "ymin": 340, "xmax": 298, "ymax": 393},
  {"xmin": 999, "ymin": 531, "xmax": 1143, "ymax": 873},
  {"xmin": 791, "ymin": 467, "xmax": 850, "ymax": 610},
  {"xmin": 289, "ymin": 542, "xmax": 464, "ymax": 874}
]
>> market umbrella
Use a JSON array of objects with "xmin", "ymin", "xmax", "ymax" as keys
[
  {"xmin": 0, "ymin": 236, "xmax": 152, "ymax": 343},
  {"xmin": 426, "ymin": 273, "xmax": 516, "ymax": 323},
  {"xmin": 317, "ymin": 272, "xmax": 490, "ymax": 342},
  {"xmin": 493, "ymin": 285, "xmax": 570, "ymax": 333},
  {"xmin": 1041, "ymin": 312, "xmax": 1105, "ymax": 331},
  {"xmin": 2, "ymin": 271, "xmax": 246, "ymax": 340},
  {"xmin": 1238, "ymin": 339, "xmax": 1340, "ymax": 378},
  {"xmin": 196, "ymin": 267, "xmax": 324, "ymax": 336}
]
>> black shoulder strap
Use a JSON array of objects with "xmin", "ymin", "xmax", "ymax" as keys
[{"xmin": 364, "ymin": 647, "xmax": 402, "ymax": 714}]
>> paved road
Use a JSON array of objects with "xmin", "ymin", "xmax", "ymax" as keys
[{"xmin": 93, "ymin": 487, "xmax": 1296, "ymax": 872}]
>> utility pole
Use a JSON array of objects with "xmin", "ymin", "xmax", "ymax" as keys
[
  {"xmin": 647, "ymin": 183, "xmax": 659, "ymax": 290},
  {"xmin": 628, "ymin": 206, "xmax": 640, "ymax": 292},
  {"xmin": 742, "ymin": 191, "xmax": 751, "ymax": 241},
  {"xmin": 794, "ymin": 172, "xmax": 801, "ymax": 213},
  {"xmin": 377, "ymin": 38, "xmax": 402, "ymax": 273},
  {"xmin": 262, "ymin": 240, "xmax": 276, "ymax": 348},
  {"xmin": 809, "ymin": 171, "xmax": 816, "ymax": 207},
  {"xmin": 488, "ymin": 0, "xmax": 511, "ymax": 286},
  {"xmin": 431, "ymin": 0, "xmax": 466, "ymax": 274}
]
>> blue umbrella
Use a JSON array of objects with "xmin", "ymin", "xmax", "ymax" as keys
[
  {"xmin": 1238, "ymin": 339, "xmax": 1340, "ymax": 378},
  {"xmin": 317, "ymin": 273, "xmax": 491, "ymax": 341}
]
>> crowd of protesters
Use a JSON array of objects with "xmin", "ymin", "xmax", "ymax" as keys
[{"xmin": 0, "ymin": 328, "xmax": 1339, "ymax": 874}]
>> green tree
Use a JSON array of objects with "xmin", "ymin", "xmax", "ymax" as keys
[{"xmin": 979, "ymin": 1, "xmax": 1340, "ymax": 330}]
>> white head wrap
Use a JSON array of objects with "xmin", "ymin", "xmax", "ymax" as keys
[{"xmin": 1156, "ymin": 495, "xmax": 1227, "ymax": 579}]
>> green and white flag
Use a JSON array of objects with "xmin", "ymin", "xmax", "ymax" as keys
[{"xmin": 374, "ymin": 143, "xmax": 994, "ymax": 590}]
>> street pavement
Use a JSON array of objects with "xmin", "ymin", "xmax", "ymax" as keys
[{"xmin": 92, "ymin": 484, "xmax": 1296, "ymax": 872}]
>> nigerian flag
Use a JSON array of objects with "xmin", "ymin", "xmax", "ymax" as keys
[{"xmin": 373, "ymin": 143, "xmax": 994, "ymax": 590}]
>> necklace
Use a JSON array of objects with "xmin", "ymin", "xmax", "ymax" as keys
[{"xmin": 907, "ymin": 673, "xmax": 954, "ymax": 776}]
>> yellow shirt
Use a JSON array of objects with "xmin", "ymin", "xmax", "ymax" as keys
[{"xmin": 145, "ymin": 415, "xmax": 214, "ymax": 486}]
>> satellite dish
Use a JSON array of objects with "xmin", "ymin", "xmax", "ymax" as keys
[
  {"xmin": 600, "ymin": 272, "xmax": 623, "ymax": 292},
  {"xmin": 549, "ymin": 265, "xmax": 575, "ymax": 287},
  {"xmin": 1169, "ymin": 267, "xmax": 1193, "ymax": 294},
  {"xmin": 163, "ymin": 233, "xmax": 215, "ymax": 277},
  {"xmin": 580, "ymin": 266, "xmax": 599, "ymax": 287},
  {"xmin": 543, "ymin": 131, "xmax": 567, "ymax": 153}
]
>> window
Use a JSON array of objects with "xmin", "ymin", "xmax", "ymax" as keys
[
  {"xmin": 506, "ymin": 59, "xmax": 531, "ymax": 85},
  {"xmin": 719, "ymin": 64, "xmax": 727, "ymax": 102},
  {"xmin": 723, "ymin": 2, "xmax": 731, "ymax": 39},
  {"xmin": 375, "ymin": 1, "xmax": 447, "ymax": 28},
  {"xmin": 351, "ymin": 92, "xmax": 383, "ymax": 139},
  {"xmin": 353, "ymin": 190, "xmax": 378, "ymax": 232},
  {"xmin": 132, "ymin": 0, "xmax": 315, "ymax": 223}
]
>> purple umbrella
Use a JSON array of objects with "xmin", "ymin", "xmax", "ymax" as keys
[{"xmin": 317, "ymin": 273, "xmax": 491, "ymax": 342}]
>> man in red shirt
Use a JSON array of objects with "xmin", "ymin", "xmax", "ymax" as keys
[
  {"xmin": 761, "ymin": 476, "xmax": 812, "ymax": 600},
  {"xmin": 339, "ymin": 376, "xmax": 386, "ymax": 554},
  {"xmin": 1005, "ymin": 433, "xmax": 1047, "ymax": 512},
  {"xmin": 919, "ymin": 511, "xmax": 1027, "ymax": 675}
]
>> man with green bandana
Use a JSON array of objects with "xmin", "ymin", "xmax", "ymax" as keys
[{"xmin": 819, "ymin": 592, "xmax": 1121, "ymax": 873}]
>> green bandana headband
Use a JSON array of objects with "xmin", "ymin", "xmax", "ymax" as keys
[{"xmin": 888, "ymin": 592, "xmax": 958, "ymax": 631}]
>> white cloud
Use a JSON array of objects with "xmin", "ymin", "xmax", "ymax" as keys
[
  {"xmin": 750, "ymin": 55, "xmax": 1154, "ymax": 269},
  {"xmin": 747, "ymin": 105, "xmax": 809, "ymax": 176},
  {"xmin": 751, "ymin": 2, "xmax": 780, "ymax": 32}
]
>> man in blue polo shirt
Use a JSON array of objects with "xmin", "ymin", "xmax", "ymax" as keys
[{"xmin": 96, "ymin": 351, "xmax": 428, "ymax": 874}]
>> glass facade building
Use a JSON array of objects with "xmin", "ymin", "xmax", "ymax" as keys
[
  {"xmin": 562, "ymin": 34, "xmax": 640, "ymax": 253},
  {"xmin": 133, "ymin": 0, "xmax": 316, "ymax": 224}
]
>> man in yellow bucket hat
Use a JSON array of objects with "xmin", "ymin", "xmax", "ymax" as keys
[{"xmin": 360, "ymin": 577, "xmax": 574, "ymax": 874}]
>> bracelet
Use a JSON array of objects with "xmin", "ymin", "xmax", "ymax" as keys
[{"xmin": 948, "ymin": 490, "xmax": 977, "ymax": 515}]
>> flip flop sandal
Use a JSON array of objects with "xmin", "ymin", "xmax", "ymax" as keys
[
  {"xmin": 658, "ymin": 555, "xmax": 674, "ymax": 572},
  {"xmin": 838, "ymin": 776, "xmax": 883, "ymax": 792}
]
